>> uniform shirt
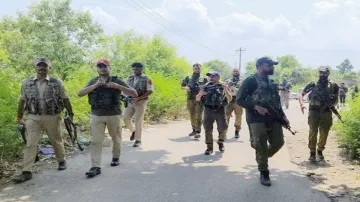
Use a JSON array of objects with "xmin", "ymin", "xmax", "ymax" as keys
[
  {"xmin": 236, "ymin": 75, "xmax": 285, "ymax": 123},
  {"xmin": 130, "ymin": 75, "xmax": 154, "ymax": 92},
  {"xmin": 339, "ymin": 86, "xmax": 348, "ymax": 96},
  {"xmin": 20, "ymin": 75, "xmax": 68, "ymax": 116}
]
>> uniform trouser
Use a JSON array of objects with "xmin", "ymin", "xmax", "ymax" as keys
[
  {"xmin": 203, "ymin": 107, "xmax": 228, "ymax": 147},
  {"xmin": 23, "ymin": 114, "xmax": 65, "ymax": 172},
  {"xmin": 340, "ymin": 95, "xmax": 346, "ymax": 104},
  {"xmin": 308, "ymin": 111, "xmax": 332, "ymax": 152},
  {"xmin": 225, "ymin": 99, "xmax": 243, "ymax": 131},
  {"xmin": 90, "ymin": 114, "xmax": 122, "ymax": 167},
  {"xmin": 123, "ymin": 100, "xmax": 147, "ymax": 141},
  {"xmin": 248, "ymin": 122, "xmax": 284, "ymax": 172},
  {"xmin": 187, "ymin": 100, "xmax": 204, "ymax": 132},
  {"xmin": 280, "ymin": 91, "xmax": 290, "ymax": 108}
]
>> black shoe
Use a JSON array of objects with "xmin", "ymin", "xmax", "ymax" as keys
[
  {"xmin": 260, "ymin": 170, "xmax": 271, "ymax": 186},
  {"xmin": 317, "ymin": 150, "xmax": 324, "ymax": 161},
  {"xmin": 58, "ymin": 161, "xmax": 67, "ymax": 170},
  {"xmin": 130, "ymin": 131, "xmax": 135, "ymax": 141},
  {"xmin": 218, "ymin": 142, "xmax": 225, "ymax": 152},
  {"xmin": 205, "ymin": 145, "xmax": 213, "ymax": 155},
  {"xmin": 309, "ymin": 152, "xmax": 316, "ymax": 162},
  {"xmin": 111, "ymin": 158, "xmax": 119, "ymax": 166},
  {"xmin": 85, "ymin": 167, "xmax": 101, "ymax": 178},
  {"xmin": 189, "ymin": 129, "xmax": 195, "ymax": 136},
  {"xmin": 13, "ymin": 171, "xmax": 33, "ymax": 183},
  {"xmin": 133, "ymin": 141, "xmax": 141, "ymax": 147},
  {"xmin": 235, "ymin": 130, "xmax": 240, "ymax": 139}
]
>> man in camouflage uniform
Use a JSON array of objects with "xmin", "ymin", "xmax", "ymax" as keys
[
  {"xmin": 78, "ymin": 59, "xmax": 137, "ymax": 178},
  {"xmin": 196, "ymin": 72, "xmax": 232, "ymax": 155},
  {"xmin": 339, "ymin": 83, "xmax": 348, "ymax": 107},
  {"xmin": 123, "ymin": 62, "xmax": 154, "ymax": 147},
  {"xmin": 279, "ymin": 78, "xmax": 292, "ymax": 109},
  {"xmin": 237, "ymin": 57, "xmax": 289, "ymax": 186},
  {"xmin": 225, "ymin": 69, "xmax": 243, "ymax": 139},
  {"xmin": 181, "ymin": 63, "xmax": 208, "ymax": 139},
  {"xmin": 299, "ymin": 67, "xmax": 339, "ymax": 162},
  {"xmin": 14, "ymin": 58, "xmax": 74, "ymax": 183}
]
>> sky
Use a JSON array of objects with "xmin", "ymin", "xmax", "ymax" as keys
[{"xmin": 1, "ymin": 0, "xmax": 360, "ymax": 73}]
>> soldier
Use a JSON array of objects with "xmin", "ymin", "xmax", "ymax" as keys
[
  {"xmin": 225, "ymin": 69, "xmax": 243, "ymax": 139},
  {"xmin": 14, "ymin": 57, "xmax": 74, "ymax": 183},
  {"xmin": 181, "ymin": 63, "xmax": 208, "ymax": 139},
  {"xmin": 299, "ymin": 67, "xmax": 339, "ymax": 162},
  {"xmin": 352, "ymin": 85, "xmax": 359, "ymax": 100},
  {"xmin": 123, "ymin": 62, "xmax": 153, "ymax": 147},
  {"xmin": 279, "ymin": 78, "xmax": 292, "ymax": 109},
  {"xmin": 78, "ymin": 59, "xmax": 137, "ymax": 178},
  {"xmin": 196, "ymin": 72, "xmax": 232, "ymax": 155},
  {"xmin": 236, "ymin": 57, "xmax": 288, "ymax": 186},
  {"xmin": 339, "ymin": 83, "xmax": 348, "ymax": 107}
]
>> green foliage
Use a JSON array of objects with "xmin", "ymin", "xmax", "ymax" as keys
[
  {"xmin": 336, "ymin": 59, "xmax": 354, "ymax": 75},
  {"xmin": 202, "ymin": 59, "xmax": 233, "ymax": 80}
]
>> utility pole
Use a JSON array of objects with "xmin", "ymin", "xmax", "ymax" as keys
[{"xmin": 235, "ymin": 47, "xmax": 246, "ymax": 75}]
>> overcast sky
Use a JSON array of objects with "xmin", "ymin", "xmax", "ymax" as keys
[{"xmin": 1, "ymin": 0, "xmax": 360, "ymax": 72}]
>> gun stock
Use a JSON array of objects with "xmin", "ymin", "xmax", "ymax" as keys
[{"xmin": 64, "ymin": 113, "xmax": 84, "ymax": 151}]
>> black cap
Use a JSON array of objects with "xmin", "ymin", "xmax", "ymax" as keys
[
  {"xmin": 193, "ymin": 63, "xmax": 201, "ymax": 67},
  {"xmin": 256, "ymin": 57, "xmax": 278, "ymax": 67}
]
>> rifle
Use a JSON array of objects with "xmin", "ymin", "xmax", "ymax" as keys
[
  {"xmin": 202, "ymin": 83, "xmax": 223, "ymax": 92},
  {"xmin": 266, "ymin": 105, "xmax": 297, "ymax": 135},
  {"xmin": 18, "ymin": 124, "xmax": 40, "ymax": 162},
  {"xmin": 119, "ymin": 94, "xmax": 132, "ymax": 108},
  {"xmin": 63, "ymin": 112, "xmax": 83, "ymax": 151}
]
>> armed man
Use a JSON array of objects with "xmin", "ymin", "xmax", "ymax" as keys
[
  {"xmin": 279, "ymin": 78, "xmax": 292, "ymax": 109},
  {"xmin": 181, "ymin": 63, "xmax": 208, "ymax": 139},
  {"xmin": 299, "ymin": 67, "xmax": 339, "ymax": 162},
  {"xmin": 236, "ymin": 57, "xmax": 289, "ymax": 186},
  {"xmin": 339, "ymin": 83, "xmax": 348, "ymax": 107},
  {"xmin": 196, "ymin": 71, "xmax": 232, "ymax": 155},
  {"xmin": 123, "ymin": 62, "xmax": 153, "ymax": 147},
  {"xmin": 225, "ymin": 69, "xmax": 243, "ymax": 139},
  {"xmin": 14, "ymin": 58, "xmax": 74, "ymax": 183},
  {"xmin": 78, "ymin": 59, "xmax": 137, "ymax": 178}
]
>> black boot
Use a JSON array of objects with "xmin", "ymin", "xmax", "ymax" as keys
[
  {"xmin": 58, "ymin": 161, "xmax": 67, "ymax": 170},
  {"xmin": 317, "ymin": 150, "xmax": 324, "ymax": 161},
  {"xmin": 111, "ymin": 158, "xmax": 119, "ymax": 166},
  {"xmin": 133, "ymin": 140, "xmax": 141, "ymax": 147},
  {"xmin": 13, "ymin": 171, "xmax": 33, "ymax": 183},
  {"xmin": 205, "ymin": 145, "xmax": 213, "ymax": 155},
  {"xmin": 130, "ymin": 131, "xmax": 135, "ymax": 141},
  {"xmin": 189, "ymin": 129, "xmax": 195, "ymax": 136},
  {"xmin": 85, "ymin": 167, "xmax": 101, "ymax": 178},
  {"xmin": 260, "ymin": 170, "xmax": 271, "ymax": 186},
  {"xmin": 309, "ymin": 152, "xmax": 316, "ymax": 162},
  {"xmin": 235, "ymin": 130, "xmax": 240, "ymax": 139},
  {"xmin": 217, "ymin": 141, "xmax": 225, "ymax": 152}
]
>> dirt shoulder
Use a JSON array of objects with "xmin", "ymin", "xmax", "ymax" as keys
[{"xmin": 285, "ymin": 100, "xmax": 360, "ymax": 202}]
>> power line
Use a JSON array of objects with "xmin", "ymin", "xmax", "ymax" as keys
[
  {"xmin": 236, "ymin": 47, "xmax": 246, "ymax": 75},
  {"xmin": 124, "ymin": 0, "xmax": 236, "ymax": 56}
]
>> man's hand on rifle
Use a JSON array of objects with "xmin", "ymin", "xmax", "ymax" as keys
[
  {"xmin": 254, "ymin": 105, "xmax": 271, "ymax": 116},
  {"xmin": 283, "ymin": 116, "xmax": 290, "ymax": 126}
]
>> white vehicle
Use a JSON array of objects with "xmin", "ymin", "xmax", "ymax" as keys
[
  {"xmin": 290, "ymin": 92, "xmax": 298, "ymax": 100},
  {"xmin": 298, "ymin": 88, "xmax": 310, "ymax": 103}
]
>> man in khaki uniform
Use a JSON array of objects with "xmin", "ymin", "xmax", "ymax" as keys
[
  {"xmin": 78, "ymin": 59, "xmax": 137, "ymax": 178},
  {"xmin": 225, "ymin": 69, "xmax": 243, "ymax": 139},
  {"xmin": 14, "ymin": 58, "xmax": 74, "ymax": 183},
  {"xmin": 279, "ymin": 78, "xmax": 292, "ymax": 109},
  {"xmin": 123, "ymin": 62, "xmax": 153, "ymax": 147}
]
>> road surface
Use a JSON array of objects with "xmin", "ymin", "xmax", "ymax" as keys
[{"xmin": 0, "ymin": 101, "xmax": 329, "ymax": 202}]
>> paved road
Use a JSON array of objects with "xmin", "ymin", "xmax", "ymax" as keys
[{"xmin": 0, "ymin": 101, "xmax": 329, "ymax": 202}]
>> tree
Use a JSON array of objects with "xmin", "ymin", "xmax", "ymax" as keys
[
  {"xmin": 336, "ymin": 59, "xmax": 354, "ymax": 74},
  {"xmin": 276, "ymin": 55, "xmax": 301, "ymax": 69},
  {"xmin": 202, "ymin": 59, "xmax": 233, "ymax": 80}
]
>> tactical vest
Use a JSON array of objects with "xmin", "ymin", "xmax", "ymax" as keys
[
  {"xmin": 308, "ymin": 81, "xmax": 336, "ymax": 109},
  {"xmin": 226, "ymin": 78, "xmax": 241, "ymax": 97},
  {"xmin": 203, "ymin": 83, "xmax": 228, "ymax": 107},
  {"xmin": 127, "ymin": 75, "xmax": 148, "ymax": 98},
  {"xmin": 23, "ymin": 77, "xmax": 64, "ymax": 115},
  {"xmin": 88, "ymin": 76, "xmax": 121, "ymax": 109},
  {"xmin": 251, "ymin": 74, "xmax": 281, "ymax": 111},
  {"xmin": 186, "ymin": 74, "xmax": 207, "ymax": 100}
]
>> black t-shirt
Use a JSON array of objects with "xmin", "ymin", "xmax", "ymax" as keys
[{"xmin": 86, "ymin": 76, "xmax": 130, "ymax": 116}]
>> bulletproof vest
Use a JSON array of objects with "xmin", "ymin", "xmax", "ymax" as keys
[
  {"xmin": 308, "ymin": 81, "xmax": 336, "ymax": 108},
  {"xmin": 127, "ymin": 74, "xmax": 148, "ymax": 98},
  {"xmin": 88, "ymin": 76, "xmax": 121, "ymax": 109},
  {"xmin": 251, "ymin": 74, "xmax": 281, "ymax": 111},
  {"xmin": 23, "ymin": 77, "xmax": 64, "ymax": 115},
  {"xmin": 227, "ymin": 77, "xmax": 241, "ymax": 96},
  {"xmin": 186, "ymin": 74, "xmax": 207, "ymax": 99},
  {"xmin": 203, "ymin": 83, "xmax": 228, "ymax": 107}
]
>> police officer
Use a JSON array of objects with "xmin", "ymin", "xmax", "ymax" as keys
[
  {"xmin": 225, "ymin": 69, "xmax": 243, "ymax": 139},
  {"xmin": 236, "ymin": 57, "xmax": 288, "ymax": 186},
  {"xmin": 196, "ymin": 72, "xmax": 232, "ymax": 155},
  {"xmin": 14, "ymin": 57, "xmax": 74, "ymax": 183},
  {"xmin": 279, "ymin": 78, "xmax": 292, "ymax": 109},
  {"xmin": 123, "ymin": 62, "xmax": 153, "ymax": 147},
  {"xmin": 299, "ymin": 67, "xmax": 339, "ymax": 162},
  {"xmin": 339, "ymin": 83, "xmax": 348, "ymax": 107},
  {"xmin": 78, "ymin": 59, "xmax": 137, "ymax": 177},
  {"xmin": 181, "ymin": 63, "xmax": 208, "ymax": 139}
]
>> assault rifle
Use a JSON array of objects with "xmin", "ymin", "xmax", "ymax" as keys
[
  {"xmin": 265, "ymin": 105, "xmax": 297, "ymax": 135},
  {"xmin": 63, "ymin": 112, "xmax": 83, "ymax": 151},
  {"xmin": 119, "ymin": 94, "xmax": 132, "ymax": 108},
  {"xmin": 202, "ymin": 83, "xmax": 223, "ymax": 92},
  {"xmin": 18, "ymin": 124, "xmax": 40, "ymax": 162},
  {"xmin": 322, "ymin": 101, "xmax": 344, "ymax": 123}
]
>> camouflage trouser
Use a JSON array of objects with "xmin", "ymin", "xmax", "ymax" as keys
[
  {"xmin": 187, "ymin": 99, "xmax": 204, "ymax": 132},
  {"xmin": 225, "ymin": 98, "xmax": 243, "ymax": 131},
  {"xmin": 308, "ymin": 111, "xmax": 332, "ymax": 152},
  {"xmin": 203, "ymin": 107, "xmax": 228, "ymax": 147},
  {"xmin": 249, "ymin": 122, "xmax": 284, "ymax": 172}
]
